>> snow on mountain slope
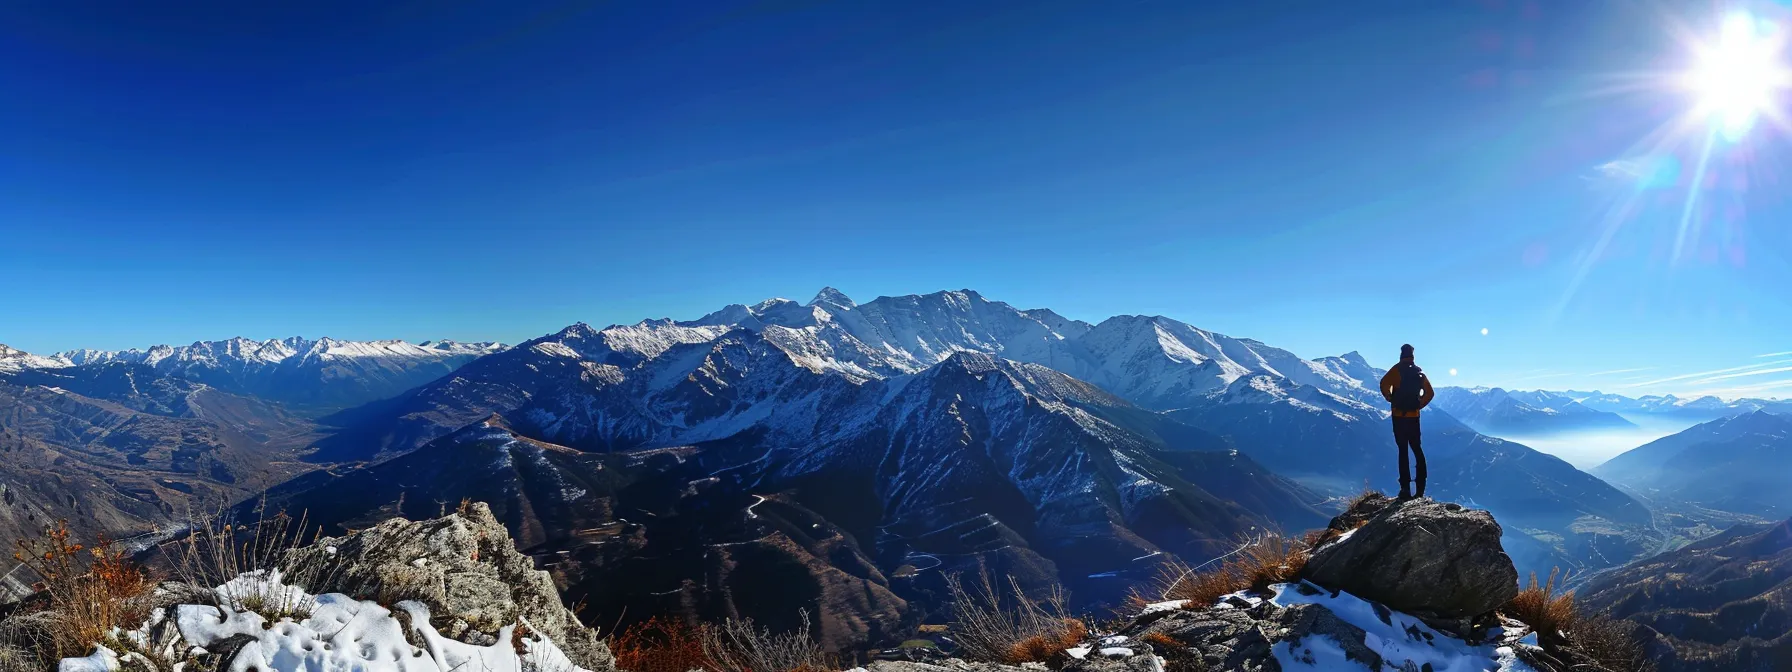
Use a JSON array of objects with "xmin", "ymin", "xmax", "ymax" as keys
[
  {"xmin": 51, "ymin": 337, "xmax": 504, "ymax": 409},
  {"xmin": 370, "ymin": 288, "xmax": 1378, "ymax": 433},
  {"xmin": 833, "ymin": 289, "xmax": 1081, "ymax": 369},
  {"xmin": 1063, "ymin": 316, "xmax": 1379, "ymax": 410},
  {"xmin": 1311, "ymin": 351, "xmax": 1383, "ymax": 393},
  {"xmin": 0, "ymin": 343, "xmax": 71, "ymax": 373},
  {"xmin": 513, "ymin": 328, "xmax": 882, "ymax": 452},
  {"xmin": 1266, "ymin": 583, "xmax": 1538, "ymax": 672},
  {"xmin": 503, "ymin": 335, "xmax": 1311, "ymax": 572}
]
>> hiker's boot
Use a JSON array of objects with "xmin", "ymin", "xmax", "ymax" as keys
[
  {"xmin": 1414, "ymin": 481, "xmax": 1426, "ymax": 499},
  {"xmin": 1397, "ymin": 482, "xmax": 1413, "ymax": 501}
]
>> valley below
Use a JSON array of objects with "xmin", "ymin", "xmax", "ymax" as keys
[{"xmin": 3, "ymin": 287, "xmax": 1790, "ymax": 667}]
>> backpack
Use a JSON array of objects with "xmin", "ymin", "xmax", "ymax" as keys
[{"xmin": 1392, "ymin": 362, "xmax": 1425, "ymax": 412}]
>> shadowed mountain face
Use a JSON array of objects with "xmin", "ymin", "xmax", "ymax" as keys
[
  {"xmin": 1580, "ymin": 519, "xmax": 1792, "ymax": 672},
  {"xmin": 1596, "ymin": 411, "xmax": 1792, "ymax": 518},
  {"xmin": 263, "ymin": 384, "xmax": 1323, "ymax": 649},
  {"xmin": 256, "ymin": 417, "xmax": 909, "ymax": 652}
]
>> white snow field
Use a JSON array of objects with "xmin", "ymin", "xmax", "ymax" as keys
[
  {"xmin": 60, "ymin": 570, "xmax": 594, "ymax": 672},
  {"xmin": 1267, "ymin": 582, "xmax": 1538, "ymax": 672}
]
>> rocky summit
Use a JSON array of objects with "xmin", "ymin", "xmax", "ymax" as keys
[
  {"xmin": 283, "ymin": 501, "xmax": 615, "ymax": 671},
  {"xmin": 1303, "ymin": 495, "xmax": 1520, "ymax": 620}
]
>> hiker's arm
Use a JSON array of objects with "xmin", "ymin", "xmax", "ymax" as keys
[
  {"xmin": 1417, "ymin": 374, "xmax": 1436, "ymax": 410},
  {"xmin": 1379, "ymin": 369, "xmax": 1397, "ymax": 403}
]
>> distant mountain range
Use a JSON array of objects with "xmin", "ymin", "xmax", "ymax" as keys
[
  {"xmin": 7, "ymin": 337, "xmax": 503, "ymax": 411},
  {"xmin": 1563, "ymin": 389, "xmax": 1792, "ymax": 420},
  {"xmin": 1596, "ymin": 411, "xmax": 1792, "ymax": 518},
  {"xmin": 0, "ymin": 336, "xmax": 499, "ymax": 558},
  {"xmin": 1431, "ymin": 387, "xmax": 1637, "ymax": 435}
]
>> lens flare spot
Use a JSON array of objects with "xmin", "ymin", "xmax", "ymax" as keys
[
  {"xmin": 1481, "ymin": 328, "xmax": 1490, "ymax": 336},
  {"xmin": 1449, "ymin": 368, "xmax": 1460, "ymax": 376}
]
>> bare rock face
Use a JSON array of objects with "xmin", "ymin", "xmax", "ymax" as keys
[
  {"xmin": 1302, "ymin": 497, "xmax": 1519, "ymax": 619},
  {"xmin": 285, "ymin": 501, "xmax": 615, "ymax": 671},
  {"xmin": 1127, "ymin": 589, "xmax": 1385, "ymax": 672}
]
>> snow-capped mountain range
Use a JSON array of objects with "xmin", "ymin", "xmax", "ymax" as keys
[
  {"xmin": 1559, "ymin": 390, "xmax": 1792, "ymax": 419},
  {"xmin": 302, "ymin": 287, "xmax": 1662, "ymax": 582},
  {"xmin": 1, "ymin": 337, "xmax": 504, "ymax": 410},
  {"xmin": 330, "ymin": 288, "xmax": 1383, "ymax": 457},
  {"xmin": 1431, "ymin": 387, "xmax": 1636, "ymax": 435},
  {"xmin": 0, "ymin": 343, "xmax": 72, "ymax": 373},
  {"xmin": 56, "ymin": 336, "xmax": 502, "ymax": 370}
]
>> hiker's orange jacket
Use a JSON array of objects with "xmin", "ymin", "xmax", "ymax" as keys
[{"xmin": 1379, "ymin": 364, "xmax": 1435, "ymax": 418}]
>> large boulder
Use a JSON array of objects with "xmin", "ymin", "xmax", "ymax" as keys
[
  {"xmin": 284, "ymin": 501, "xmax": 615, "ymax": 671},
  {"xmin": 1301, "ymin": 497, "xmax": 1518, "ymax": 619}
]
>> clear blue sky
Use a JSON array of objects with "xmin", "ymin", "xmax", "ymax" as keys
[{"xmin": 5, "ymin": 1, "xmax": 1792, "ymax": 398}]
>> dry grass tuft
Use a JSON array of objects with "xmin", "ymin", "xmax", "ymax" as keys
[
  {"xmin": 945, "ymin": 570, "xmax": 1084, "ymax": 664},
  {"xmin": 700, "ymin": 609, "xmax": 829, "ymax": 672},
  {"xmin": 1003, "ymin": 619, "xmax": 1086, "ymax": 665},
  {"xmin": 607, "ymin": 616, "xmax": 717, "ymax": 672},
  {"xmin": 1570, "ymin": 611, "xmax": 1657, "ymax": 672},
  {"xmin": 1503, "ymin": 568, "xmax": 1576, "ymax": 645},
  {"xmin": 1151, "ymin": 558, "xmax": 1245, "ymax": 609},
  {"xmin": 1132, "ymin": 532, "xmax": 1312, "ymax": 613},
  {"xmin": 1501, "ymin": 568, "xmax": 1654, "ymax": 672},
  {"xmin": 1236, "ymin": 534, "xmax": 1308, "ymax": 590},
  {"xmin": 1143, "ymin": 631, "xmax": 1207, "ymax": 672},
  {"xmin": 10, "ymin": 521, "xmax": 154, "ymax": 663},
  {"xmin": 1343, "ymin": 488, "xmax": 1383, "ymax": 512},
  {"xmin": 161, "ymin": 502, "xmax": 345, "ymax": 621}
]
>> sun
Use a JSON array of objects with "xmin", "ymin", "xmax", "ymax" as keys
[{"xmin": 1684, "ymin": 12, "xmax": 1792, "ymax": 139}]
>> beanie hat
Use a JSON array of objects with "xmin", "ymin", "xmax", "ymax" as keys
[{"xmin": 1400, "ymin": 344, "xmax": 1415, "ymax": 360}]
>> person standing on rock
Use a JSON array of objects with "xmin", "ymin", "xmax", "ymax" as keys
[{"xmin": 1379, "ymin": 343, "xmax": 1434, "ymax": 500}]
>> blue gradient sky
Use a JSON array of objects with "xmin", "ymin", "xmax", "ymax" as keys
[{"xmin": 5, "ymin": 1, "xmax": 1792, "ymax": 398}]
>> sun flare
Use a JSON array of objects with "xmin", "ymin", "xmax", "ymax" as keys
[{"xmin": 1684, "ymin": 12, "xmax": 1792, "ymax": 139}]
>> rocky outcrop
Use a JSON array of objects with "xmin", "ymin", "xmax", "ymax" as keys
[
  {"xmin": 1124, "ymin": 587, "xmax": 1389, "ymax": 671},
  {"xmin": 1302, "ymin": 497, "xmax": 1519, "ymax": 619},
  {"xmin": 284, "ymin": 501, "xmax": 615, "ymax": 671}
]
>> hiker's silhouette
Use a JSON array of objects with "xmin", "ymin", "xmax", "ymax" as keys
[{"xmin": 1379, "ymin": 343, "xmax": 1434, "ymax": 499}]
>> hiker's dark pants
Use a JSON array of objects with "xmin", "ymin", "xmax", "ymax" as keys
[{"xmin": 1393, "ymin": 416, "xmax": 1426, "ymax": 494}]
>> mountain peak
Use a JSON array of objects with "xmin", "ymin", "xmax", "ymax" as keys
[
  {"xmin": 807, "ymin": 286, "xmax": 855, "ymax": 309},
  {"xmin": 552, "ymin": 322, "xmax": 602, "ymax": 340},
  {"xmin": 0, "ymin": 343, "xmax": 72, "ymax": 372}
]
